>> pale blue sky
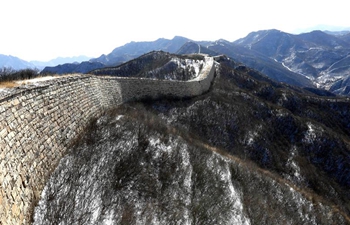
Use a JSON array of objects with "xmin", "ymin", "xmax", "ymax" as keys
[{"xmin": 1, "ymin": 0, "xmax": 349, "ymax": 61}]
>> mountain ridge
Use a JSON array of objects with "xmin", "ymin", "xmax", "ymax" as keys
[
  {"xmin": 0, "ymin": 54, "xmax": 36, "ymax": 70},
  {"xmin": 4, "ymin": 30, "xmax": 350, "ymax": 96},
  {"xmin": 231, "ymin": 29, "xmax": 350, "ymax": 95},
  {"xmin": 90, "ymin": 36, "xmax": 191, "ymax": 66}
]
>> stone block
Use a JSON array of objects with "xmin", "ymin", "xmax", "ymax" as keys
[
  {"xmin": 0, "ymin": 128, "xmax": 8, "ymax": 138},
  {"xmin": 12, "ymin": 99, "xmax": 20, "ymax": 106},
  {"xmin": 0, "ymin": 106, "xmax": 5, "ymax": 113}
]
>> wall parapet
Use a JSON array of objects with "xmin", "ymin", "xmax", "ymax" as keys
[{"xmin": 0, "ymin": 56, "xmax": 215, "ymax": 224}]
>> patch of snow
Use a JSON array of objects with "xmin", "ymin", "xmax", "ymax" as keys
[
  {"xmin": 224, "ymin": 163, "xmax": 250, "ymax": 225},
  {"xmin": 282, "ymin": 92, "xmax": 288, "ymax": 101},
  {"xmin": 209, "ymin": 153, "xmax": 251, "ymax": 225},
  {"xmin": 312, "ymin": 62, "xmax": 325, "ymax": 69},
  {"xmin": 149, "ymin": 136, "xmax": 173, "ymax": 158},
  {"xmin": 303, "ymin": 122, "xmax": 323, "ymax": 144},
  {"xmin": 245, "ymin": 125, "xmax": 262, "ymax": 146},
  {"xmin": 286, "ymin": 146, "xmax": 303, "ymax": 183},
  {"xmin": 313, "ymin": 74, "xmax": 343, "ymax": 89},
  {"xmin": 91, "ymin": 197, "xmax": 102, "ymax": 224},
  {"xmin": 169, "ymin": 57, "xmax": 205, "ymax": 79},
  {"xmin": 102, "ymin": 211, "xmax": 115, "ymax": 225},
  {"xmin": 308, "ymin": 47, "xmax": 324, "ymax": 51},
  {"xmin": 305, "ymin": 122, "xmax": 316, "ymax": 143},
  {"xmin": 16, "ymin": 76, "xmax": 59, "ymax": 87},
  {"xmin": 0, "ymin": 88, "xmax": 10, "ymax": 94},
  {"xmin": 287, "ymin": 185, "xmax": 318, "ymax": 225},
  {"xmin": 25, "ymin": 76, "xmax": 57, "ymax": 83},
  {"xmin": 282, "ymin": 62, "xmax": 293, "ymax": 72},
  {"xmin": 181, "ymin": 145, "xmax": 193, "ymax": 225},
  {"xmin": 275, "ymin": 109, "xmax": 289, "ymax": 118},
  {"xmin": 115, "ymin": 115, "xmax": 124, "ymax": 121}
]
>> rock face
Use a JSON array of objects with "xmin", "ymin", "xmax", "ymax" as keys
[{"xmin": 32, "ymin": 57, "xmax": 350, "ymax": 224}]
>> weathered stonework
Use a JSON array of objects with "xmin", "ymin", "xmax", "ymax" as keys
[{"xmin": 0, "ymin": 57, "xmax": 215, "ymax": 225}]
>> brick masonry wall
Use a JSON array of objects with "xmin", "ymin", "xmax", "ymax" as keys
[{"xmin": 0, "ymin": 57, "xmax": 215, "ymax": 224}]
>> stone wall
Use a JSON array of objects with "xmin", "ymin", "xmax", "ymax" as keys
[{"xmin": 0, "ymin": 57, "xmax": 215, "ymax": 224}]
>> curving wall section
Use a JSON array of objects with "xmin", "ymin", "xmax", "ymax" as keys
[{"xmin": 0, "ymin": 57, "xmax": 215, "ymax": 225}]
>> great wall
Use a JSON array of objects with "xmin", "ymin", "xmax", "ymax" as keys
[{"xmin": 0, "ymin": 56, "xmax": 216, "ymax": 224}]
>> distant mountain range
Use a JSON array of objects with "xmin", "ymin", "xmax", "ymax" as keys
[
  {"xmin": 293, "ymin": 25, "xmax": 350, "ymax": 35},
  {"xmin": 232, "ymin": 29, "xmax": 350, "ymax": 95},
  {"xmin": 41, "ymin": 36, "xmax": 191, "ymax": 75},
  {"xmin": 194, "ymin": 39, "xmax": 315, "ymax": 87},
  {"xmin": 0, "ymin": 55, "xmax": 91, "ymax": 71},
  {"xmin": 0, "ymin": 54, "xmax": 36, "ymax": 70},
  {"xmin": 91, "ymin": 36, "xmax": 190, "ymax": 66},
  {"xmin": 41, "ymin": 61, "xmax": 105, "ymax": 75},
  {"xmin": 3, "ymin": 29, "xmax": 350, "ymax": 95},
  {"xmin": 182, "ymin": 29, "xmax": 350, "ymax": 94},
  {"xmin": 31, "ymin": 56, "xmax": 91, "ymax": 70}
]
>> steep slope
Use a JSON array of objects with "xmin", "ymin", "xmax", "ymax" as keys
[{"xmin": 33, "ymin": 57, "xmax": 350, "ymax": 224}]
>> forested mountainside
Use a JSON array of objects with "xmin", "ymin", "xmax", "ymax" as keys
[{"xmin": 33, "ymin": 56, "xmax": 350, "ymax": 224}]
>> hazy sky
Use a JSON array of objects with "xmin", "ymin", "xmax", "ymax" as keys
[{"xmin": 1, "ymin": 0, "xmax": 349, "ymax": 61}]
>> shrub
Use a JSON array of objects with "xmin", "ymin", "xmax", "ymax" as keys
[{"xmin": 0, "ymin": 67, "xmax": 40, "ymax": 83}]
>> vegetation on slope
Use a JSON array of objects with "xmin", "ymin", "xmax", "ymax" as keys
[
  {"xmin": 34, "ymin": 56, "xmax": 350, "ymax": 224},
  {"xmin": 0, "ymin": 67, "xmax": 39, "ymax": 83},
  {"xmin": 140, "ymin": 57, "xmax": 350, "ymax": 216},
  {"xmin": 34, "ymin": 104, "xmax": 349, "ymax": 224}
]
